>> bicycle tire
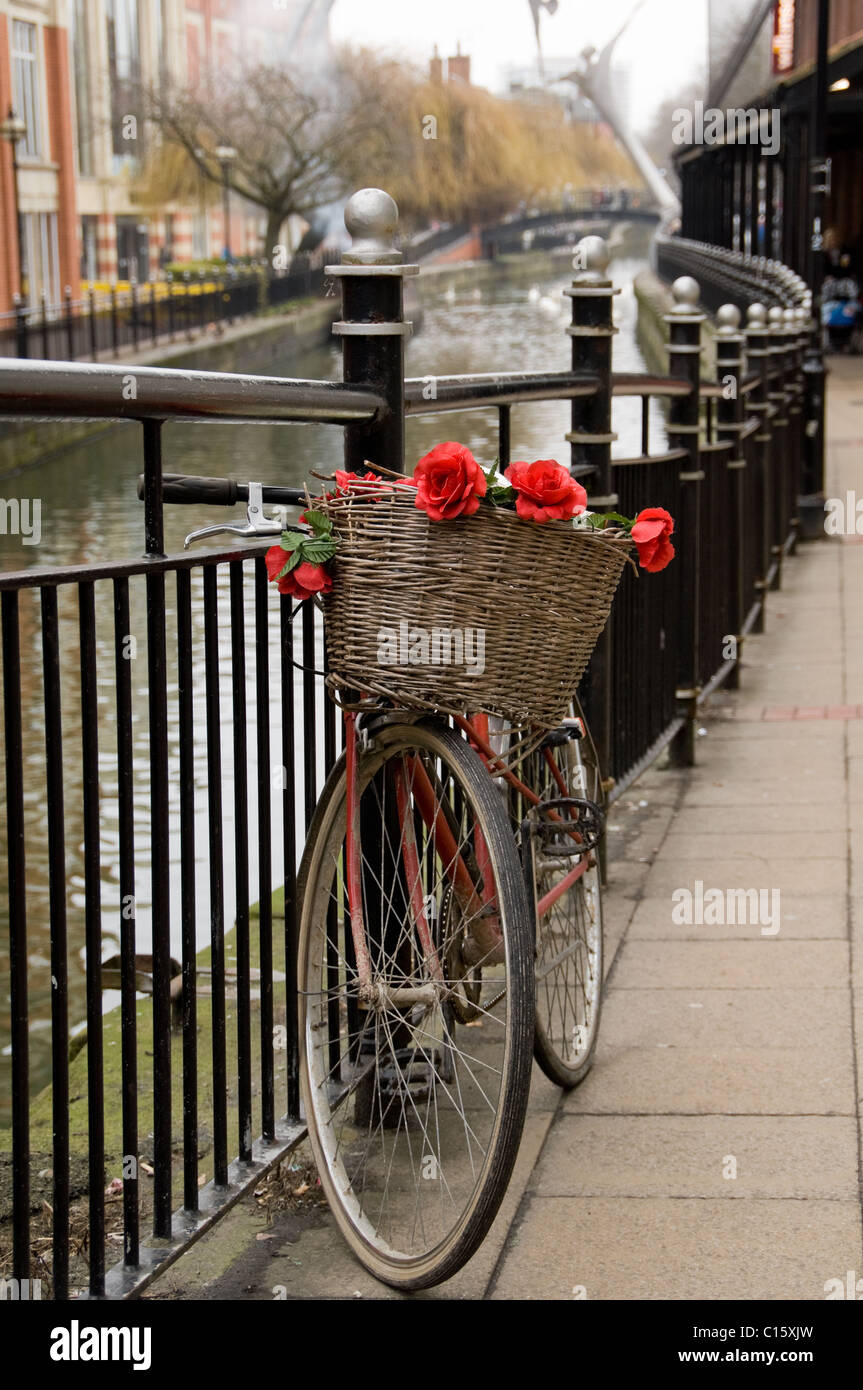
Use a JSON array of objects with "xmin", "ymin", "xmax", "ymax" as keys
[
  {"xmin": 506, "ymin": 701, "xmax": 605, "ymax": 1089},
  {"xmin": 297, "ymin": 717, "xmax": 534, "ymax": 1290}
]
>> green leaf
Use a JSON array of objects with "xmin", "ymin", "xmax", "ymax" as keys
[
  {"xmin": 279, "ymin": 530, "xmax": 305, "ymax": 551},
  {"xmin": 484, "ymin": 457, "xmax": 499, "ymax": 486},
  {"xmin": 487, "ymin": 482, "xmax": 516, "ymax": 508},
  {"xmin": 275, "ymin": 552, "xmax": 301, "ymax": 580},
  {"xmin": 299, "ymin": 539, "xmax": 338, "ymax": 564},
  {"xmin": 584, "ymin": 511, "xmax": 633, "ymax": 530},
  {"xmin": 302, "ymin": 510, "xmax": 332, "ymax": 536}
]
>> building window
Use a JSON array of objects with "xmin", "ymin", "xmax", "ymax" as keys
[
  {"xmin": 72, "ymin": 0, "xmax": 94, "ymax": 175},
  {"xmin": 116, "ymin": 216, "xmax": 149, "ymax": 282},
  {"xmin": 11, "ymin": 21, "xmax": 42, "ymax": 159},
  {"xmin": 192, "ymin": 210, "xmax": 208, "ymax": 260},
  {"xmin": 20, "ymin": 212, "xmax": 60, "ymax": 306},
  {"xmin": 80, "ymin": 215, "xmax": 99, "ymax": 283},
  {"xmin": 106, "ymin": 0, "xmax": 142, "ymax": 163}
]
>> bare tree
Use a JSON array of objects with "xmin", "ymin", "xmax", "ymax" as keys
[{"xmin": 143, "ymin": 63, "xmax": 354, "ymax": 258}]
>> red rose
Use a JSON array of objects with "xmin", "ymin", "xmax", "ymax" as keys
[
  {"xmin": 334, "ymin": 469, "xmax": 384, "ymax": 492},
  {"xmin": 504, "ymin": 459, "xmax": 587, "ymax": 523},
  {"xmin": 630, "ymin": 508, "xmax": 675, "ymax": 572},
  {"xmin": 265, "ymin": 548, "xmax": 332, "ymax": 599},
  {"xmin": 413, "ymin": 442, "xmax": 486, "ymax": 521}
]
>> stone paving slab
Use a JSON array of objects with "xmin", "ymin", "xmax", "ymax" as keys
[
  {"xmin": 641, "ymin": 859, "xmax": 846, "ymax": 896},
  {"xmin": 488, "ymin": 1198, "xmax": 862, "ymax": 1300},
  {"xmin": 531, "ymin": 1115, "xmax": 859, "ymax": 1199},
  {"xmin": 612, "ymin": 940, "xmax": 849, "ymax": 991},
  {"xmin": 629, "ymin": 893, "xmax": 847, "ymax": 940}
]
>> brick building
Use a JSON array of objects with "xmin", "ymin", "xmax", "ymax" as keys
[{"xmin": 0, "ymin": 0, "xmax": 333, "ymax": 314}]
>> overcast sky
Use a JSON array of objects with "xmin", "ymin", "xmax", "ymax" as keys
[{"xmin": 330, "ymin": 0, "xmax": 708, "ymax": 130}]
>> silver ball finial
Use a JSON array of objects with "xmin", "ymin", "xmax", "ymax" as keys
[
  {"xmin": 573, "ymin": 234, "xmax": 610, "ymax": 280},
  {"xmin": 343, "ymin": 188, "xmax": 401, "ymax": 265},
  {"xmin": 783, "ymin": 308, "xmax": 796, "ymax": 325},
  {"xmin": 747, "ymin": 302, "xmax": 768, "ymax": 326},
  {"xmin": 767, "ymin": 305, "xmax": 784, "ymax": 325},
  {"xmin": 716, "ymin": 303, "xmax": 741, "ymax": 332},
  {"xmin": 671, "ymin": 275, "xmax": 700, "ymax": 308}
]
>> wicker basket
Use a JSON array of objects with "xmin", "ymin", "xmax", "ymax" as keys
[{"xmin": 319, "ymin": 486, "xmax": 634, "ymax": 730}]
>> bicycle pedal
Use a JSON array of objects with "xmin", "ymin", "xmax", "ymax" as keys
[{"xmin": 530, "ymin": 796, "xmax": 605, "ymax": 856}]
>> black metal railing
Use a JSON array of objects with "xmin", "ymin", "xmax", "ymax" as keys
[
  {"xmin": 0, "ymin": 190, "xmax": 816, "ymax": 1300},
  {"xmin": 0, "ymin": 265, "xmax": 332, "ymax": 365}
]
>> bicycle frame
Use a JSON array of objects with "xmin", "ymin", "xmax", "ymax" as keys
[{"xmin": 341, "ymin": 706, "xmax": 596, "ymax": 1000}]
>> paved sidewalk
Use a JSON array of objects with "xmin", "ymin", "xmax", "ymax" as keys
[{"xmin": 148, "ymin": 359, "xmax": 863, "ymax": 1301}]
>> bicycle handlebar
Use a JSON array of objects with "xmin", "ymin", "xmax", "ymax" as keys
[{"xmin": 137, "ymin": 473, "xmax": 307, "ymax": 507}]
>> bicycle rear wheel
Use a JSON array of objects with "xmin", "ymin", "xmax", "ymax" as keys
[
  {"xmin": 297, "ymin": 717, "xmax": 534, "ymax": 1290},
  {"xmin": 507, "ymin": 702, "xmax": 605, "ymax": 1088}
]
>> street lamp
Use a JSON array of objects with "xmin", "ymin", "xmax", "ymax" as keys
[
  {"xmin": 2, "ymin": 107, "xmax": 27, "ymax": 301},
  {"xmin": 214, "ymin": 145, "xmax": 237, "ymax": 262}
]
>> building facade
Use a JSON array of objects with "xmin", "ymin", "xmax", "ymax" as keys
[
  {"xmin": 676, "ymin": 0, "xmax": 863, "ymax": 280},
  {"xmin": 0, "ymin": 0, "xmax": 333, "ymax": 314}
]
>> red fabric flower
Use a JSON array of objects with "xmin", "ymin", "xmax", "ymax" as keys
[
  {"xmin": 265, "ymin": 549, "xmax": 333, "ymax": 599},
  {"xmin": 334, "ymin": 469, "xmax": 385, "ymax": 492},
  {"xmin": 630, "ymin": 508, "xmax": 675, "ymax": 572},
  {"xmin": 504, "ymin": 459, "xmax": 587, "ymax": 523},
  {"xmin": 413, "ymin": 442, "xmax": 487, "ymax": 521}
]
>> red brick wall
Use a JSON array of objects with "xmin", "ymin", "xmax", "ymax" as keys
[
  {"xmin": 425, "ymin": 231, "xmax": 482, "ymax": 264},
  {"xmin": 44, "ymin": 25, "xmax": 79, "ymax": 296}
]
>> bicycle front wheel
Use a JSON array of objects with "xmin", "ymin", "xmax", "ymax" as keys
[{"xmin": 297, "ymin": 717, "xmax": 534, "ymax": 1290}]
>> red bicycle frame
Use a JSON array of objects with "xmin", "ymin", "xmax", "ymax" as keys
[{"xmin": 342, "ymin": 710, "xmax": 592, "ymax": 997}]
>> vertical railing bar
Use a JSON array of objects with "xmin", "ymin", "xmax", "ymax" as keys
[
  {"xmin": 204, "ymin": 566, "xmax": 229, "ymax": 1184},
  {"xmin": 640, "ymin": 396, "xmax": 649, "ymax": 456},
  {"xmin": 254, "ymin": 561, "xmax": 275, "ymax": 1141},
  {"xmin": 3, "ymin": 590, "xmax": 30, "ymax": 1284},
  {"xmin": 142, "ymin": 419, "xmax": 165, "ymax": 558},
  {"xmin": 322, "ymin": 641, "xmax": 339, "ymax": 1077},
  {"xmin": 498, "ymin": 404, "xmax": 511, "ymax": 468},
  {"xmin": 302, "ymin": 600, "xmax": 317, "ymax": 832},
  {"xmin": 230, "ymin": 561, "xmax": 253, "ymax": 1163},
  {"xmin": 112, "ymin": 577, "xmax": 139, "ymax": 1266},
  {"xmin": 41, "ymin": 588, "xmax": 70, "ymax": 1299},
  {"xmin": 79, "ymin": 581, "xmax": 105, "ymax": 1295},
  {"xmin": 176, "ymin": 569, "xmax": 199, "ymax": 1209},
  {"xmin": 146, "ymin": 565, "xmax": 172, "ymax": 1238},
  {"xmin": 280, "ymin": 596, "xmax": 299, "ymax": 1120}
]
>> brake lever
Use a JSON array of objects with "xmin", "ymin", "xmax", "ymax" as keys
[{"xmin": 184, "ymin": 481, "xmax": 287, "ymax": 549}]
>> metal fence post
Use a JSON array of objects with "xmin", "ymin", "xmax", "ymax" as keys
[
  {"xmin": 327, "ymin": 188, "xmax": 418, "ymax": 473},
  {"xmin": 715, "ymin": 304, "xmax": 746, "ymax": 690},
  {"xmin": 110, "ymin": 279, "xmax": 119, "ymax": 356},
  {"xmin": 565, "ymin": 233, "xmax": 617, "ymax": 788},
  {"xmin": 130, "ymin": 274, "xmax": 139, "ymax": 352},
  {"xmin": 800, "ymin": 290, "xmax": 826, "ymax": 538},
  {"xmin": 666, "ymin": 276, "xmax": 705, "ymax": 769},
  {"xmin": 767, "ymin": 305, "xmax": 788, "ymax": 588},
  {"xmin": 40, "ymin": 289, "xmax": 49, "ymax": 359},
  {"xmin": 64, "ymin": 285, "xmax": 74, "ymax": 360},
  {"xmin": 13, "ymin": 293, "xmax": 28, "ymax": 359},
  {"xmin": 745, "ymin": 302, "xmax": 771, "ymax": 633},
  {"xmin": 88, "ymin": 283, "xmax": 97, "ymax": 361},
  {"xmin": 783, "ymin": 306, "xmax": 803, "ymax": 555}
]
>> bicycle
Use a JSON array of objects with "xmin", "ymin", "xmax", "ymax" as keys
[{"xmin": 170, "ymin": 472, "xmax": 607, "ymax": 1289}]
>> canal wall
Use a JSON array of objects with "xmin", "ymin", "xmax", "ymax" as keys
[
  {"xmin": 0, "ymin": 297, "xmax": 338, "ymax": 480},
  {"xmin": 634, "ymin": 266, "xmax": 718, "ymax": 379}
]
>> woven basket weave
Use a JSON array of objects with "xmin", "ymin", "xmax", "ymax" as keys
[{"xmin": 319, "ymin": 486, "xmax": 633, "ymax": 730}]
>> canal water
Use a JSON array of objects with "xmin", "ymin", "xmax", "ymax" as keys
[{"xmin": 0, "ymin": 243, "xmax": 666, "ymax": 1115}]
